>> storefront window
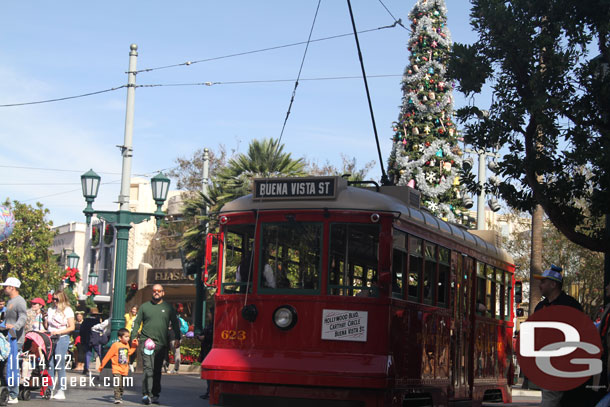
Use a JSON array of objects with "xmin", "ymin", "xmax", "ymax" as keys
[{"xmin": 259, "ymin": 221, "xmax": 322, "ymax": 294}]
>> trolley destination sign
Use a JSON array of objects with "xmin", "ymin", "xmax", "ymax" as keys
[
  {"xmin": 321, "ymin": 309, "xmax": 368, "ymax": 342},
  {"xmin": 253, "ymin": 177, "xmax": 338, "ymax": 200}
]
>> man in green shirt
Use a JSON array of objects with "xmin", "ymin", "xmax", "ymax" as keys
[{"xmin": 130, "ymin": 284, "xmax": 181, "ymax": 405}]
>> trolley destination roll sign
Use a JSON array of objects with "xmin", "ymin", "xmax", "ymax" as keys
[{"xmin": 253, "ymin": 177, "xmax": 339, "ymax": 200}]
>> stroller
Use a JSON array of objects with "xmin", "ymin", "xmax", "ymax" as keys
[{"xmin": 20, "ymin": 331, "xmax": 54, "ymax": 400}]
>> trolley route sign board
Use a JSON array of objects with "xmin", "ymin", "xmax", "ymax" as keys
[
  {"xmin": 253, "ymin": 177, "xmax": 337, "ymax": 200},
  {"xmin": 321, "ymin": 309, "xmax": 368, "ymax": 342}
]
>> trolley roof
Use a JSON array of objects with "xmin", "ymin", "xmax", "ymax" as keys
[{"xmin": 220, "ymin": 177, "xmax": 513, "ymax": 264}]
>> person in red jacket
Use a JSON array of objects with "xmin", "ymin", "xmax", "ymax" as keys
[{"xmin": 99, "ymin": 328, "xmax": 138, "ymax": 404}]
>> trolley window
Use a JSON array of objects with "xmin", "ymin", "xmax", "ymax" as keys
[
  {"xmin": 505, "ymin": 272, "xmax": 512, "ymax": 321},
  {"xmin": 423, "ymin": 242, "xmax": 436, "ymax": 304},
  {"xmin": 475, "ymin": 262, "xmax": 487, "ymax": 316},
  {"xmin": 408, "ymin": 236, "xmax": 423, "ymax": 301},
  {"xmin": 438, "ymin": 247, "xmax": 450, "ymax": 307},
  {"xmin": 485, "ymin": 264, "xmax": 495, "ymax": 318},
  {"xmin": 328, "ymin": 223, "xmax": 380, "ymax": 297},
  {"xmin": 258, "ymin": 221, "xmax": 322, "ymax": 294},
  {"xmin": 221, "ymin": 223, "xmax": 255, "ymax": 294},
  {"xmin": 392, "ymin": 230, "xmax": 406, "ymax": 299},
  {"xmin": 495, "ymin": 268, "xmax": 503, "ymax": 319}
]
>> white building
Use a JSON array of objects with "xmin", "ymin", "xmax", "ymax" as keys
[{"xmin": 52, "ymin": 177, "xmax": 182, "ymax": 306}]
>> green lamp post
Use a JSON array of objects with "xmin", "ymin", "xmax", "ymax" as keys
[
  {"xmin": 80, "ymin": 44, "xmax": 172, "ymax": 346},
  {"xmin": 81, "ymin": 170, "xmax": 170, "ymax": 345}
]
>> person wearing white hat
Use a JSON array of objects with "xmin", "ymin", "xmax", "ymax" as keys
[
  {"xmin": 533, "ymin": 264, "xmax": 582, "ymax": 313},
  {"xmin": 533, "ymin": 265, "xmax": 583, "ymax": 407},
  {"xmin": 0, "ymin": 277, "xmax": 27, "ymax": 404}
]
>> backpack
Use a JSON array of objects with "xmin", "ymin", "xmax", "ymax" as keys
[
  {"xmin": 179, "ymin": 317, "xmax": 189, "ymax": 335},
  {"xmin": 0, "ymin": 334, "xmax": 10, "ymax": 362}
]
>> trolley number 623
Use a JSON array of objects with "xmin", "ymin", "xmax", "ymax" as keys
[{"xmin": 221, "ymin": 330, "xmax": 246, "ymax": 341}]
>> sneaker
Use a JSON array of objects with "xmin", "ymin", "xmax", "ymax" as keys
[
  {"xmin": 7, "ymin": 396, "xmax": 18, "ymax": 404},
  {"xmin": 114, "ymin": 399, "xmax": 123, "ymax": 404},
  {"xmin": 53, "ymin": 390, "xmax": 66, "ymax": 400},
  {"xmin": 151, "ymin": 396, "xmax": 160, "ymax": 404},
  {"xmin": 142, "ymin": 396, "xmax": 151, "ymax": 405},
  {"xmin": 200, "ymin": 393, "xmax": 209, "ymax": 400}
]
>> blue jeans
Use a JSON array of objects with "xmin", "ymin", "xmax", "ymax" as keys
[
  {"xmin": 84, "ymin": 343, "xmax": 103, "ymax": 371},
  {"xmin": 6, "ymin": 339, "xmax": 19, "ymax": 399},
  {"xmin": 49, "ymin": 335, "xmax": 70, "ymax": 390}
]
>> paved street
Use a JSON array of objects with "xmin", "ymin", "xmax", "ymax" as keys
[
  {"xmin": 15, "ymin": 371, "xmax": 208, "ymax": 407},
  {"xmin": 14, "ymin": 371, "xmax": 540, "ymax": 407}
]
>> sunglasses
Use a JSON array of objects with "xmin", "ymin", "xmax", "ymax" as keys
[
  {"xmin": 152, "ymin": 289, "xmax": 164, "ymax": 293},
  {"xmin": 52, "ymin": 297, "xmax": 59, "ymax": 302}
]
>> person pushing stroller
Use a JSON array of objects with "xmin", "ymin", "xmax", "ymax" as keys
[{"xmin": 0, "ymin": 277, "xmax": 27, "ymax": 405}]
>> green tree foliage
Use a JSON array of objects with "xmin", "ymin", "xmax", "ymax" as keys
[
  {"xmin": 168, "ymin": 146, "xmax": 228, "ymax": 191},
  {"xmin": 387, "ymin": 0, "xmax": 466, "ymax": 223},
  {"xmin": 504, "ymin": 211, "xmax": 604, "ymax": 318},
  {"xmin": 180, "ymin": 138, "xmax": 306, "ymax": 271},
  {"xmin": 306, "ymin": 154, "xmax": 375, "ymax": 181},
  {"xmin": 0, "ymin": 200, "xmax": 63, "ymax": 300},
  {"xmin": 449, "ymin": 0, "xmax": 610, "ymax": 252}
]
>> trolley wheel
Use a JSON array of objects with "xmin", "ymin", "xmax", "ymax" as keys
[
  {"xmin": 17, "ymin": 389, "xmax": 22, "ymax": 400},
  {"xmin": 43, "ymin": 388, "xmax": 52, "ymax": 400},
  {"xmin": 0, "ymin": 387, "xmax": 9, "ymax": 406},
  {"xmin": 22, "ymin": 390, "xmax": 30, "ymax": 401}
]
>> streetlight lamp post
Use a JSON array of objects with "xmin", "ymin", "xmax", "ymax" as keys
[
  {"xmin": 80, "ymin": 44, "xmax": 171, "ymax": 346},
  {"xmin": 464, "ymin": 148, "xmax": 501, "ymax": 230}
]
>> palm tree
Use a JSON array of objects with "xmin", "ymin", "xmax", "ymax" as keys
[{"xmin": 181, "ymin": 138, "xmax": 306, "ymax": 266}]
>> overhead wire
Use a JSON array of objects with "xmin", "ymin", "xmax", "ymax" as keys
[
  {"xmin": 0, "ymin": 164, "xmax": 122, "ymax": 175},
  {"xmin": 22, "ymin": 180, "xmax": 121, "ymax": 203},
  {"xmin": 278, "ymin": 0, "xmax": 323, "ymax": 144},
  {"xmin": 134, "ymin": 22, "xmax": 402, "ymax": 74},
  {"xmin": 377, "ymin": 0, "xmax": 409, "ymax": 31},
  {"xmin": 0, "ymin": 86, "xmax": 126, "ymax": 108},
  {"xmin": 0, "ymin": 23, "xmax": 404, "ymax": 109},
  {"xmin": 136, "ymin": 74, "xmax": 401, "ymax": 88}
]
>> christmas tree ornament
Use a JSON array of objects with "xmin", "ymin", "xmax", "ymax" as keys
[{"xmin": 424, "ymin": 125, "xmax": 431, "ymax": 134}]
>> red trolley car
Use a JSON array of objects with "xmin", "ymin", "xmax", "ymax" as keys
[{"xmin": 202, "ymin": 176, "xmax": 515, "ymax": 407}]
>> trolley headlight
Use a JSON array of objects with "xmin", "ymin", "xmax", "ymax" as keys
[{"xmin": 273, "ymin": 305, "xmax": 297, "ymax": 330}]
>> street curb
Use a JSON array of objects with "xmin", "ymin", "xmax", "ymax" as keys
[{"xmin": 512, "ymin": 388, "xmax": 541, "ymax": 397}]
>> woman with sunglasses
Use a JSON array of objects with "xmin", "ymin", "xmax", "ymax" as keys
[{"xmin": 43, "ymin": 289, "xmax": 75, "ymax": 400}]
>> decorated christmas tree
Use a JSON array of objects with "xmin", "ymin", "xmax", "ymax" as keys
[{"xmin": 387, "ymin": 0, "xmax": 466, "ymax": 223}]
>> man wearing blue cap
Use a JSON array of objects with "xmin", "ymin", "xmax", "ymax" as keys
[{"xmin": 533, "ymin": 265, "xmax": 583, "ymax": 407}]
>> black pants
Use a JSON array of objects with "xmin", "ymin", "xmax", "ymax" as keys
[{"xmin": 140, "ymin": 343, "xmax": 167, "ymax": 398}]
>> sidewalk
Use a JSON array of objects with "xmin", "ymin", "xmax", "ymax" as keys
[{"xmin": 14, "ymin": 370, "xmax": 208, "ymax": 406}]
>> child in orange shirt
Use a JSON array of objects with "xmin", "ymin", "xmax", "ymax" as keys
[{"xmin": 99, "ymin": 328, "xmax": 138, "ymax": 404}]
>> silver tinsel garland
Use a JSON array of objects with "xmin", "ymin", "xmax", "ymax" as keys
[{"xmin": 396, "ymin": 139, "xmax": 462, "ymax": 197}]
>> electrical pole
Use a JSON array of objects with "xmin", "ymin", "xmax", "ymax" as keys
[{"xmin": 194, "ymin": 148, "xmax": 210, "ymax": 334}]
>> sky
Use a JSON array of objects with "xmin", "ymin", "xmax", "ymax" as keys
[{"xmin": 0, "ymin": 1, "xmax": 481, "ymax": 226}]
